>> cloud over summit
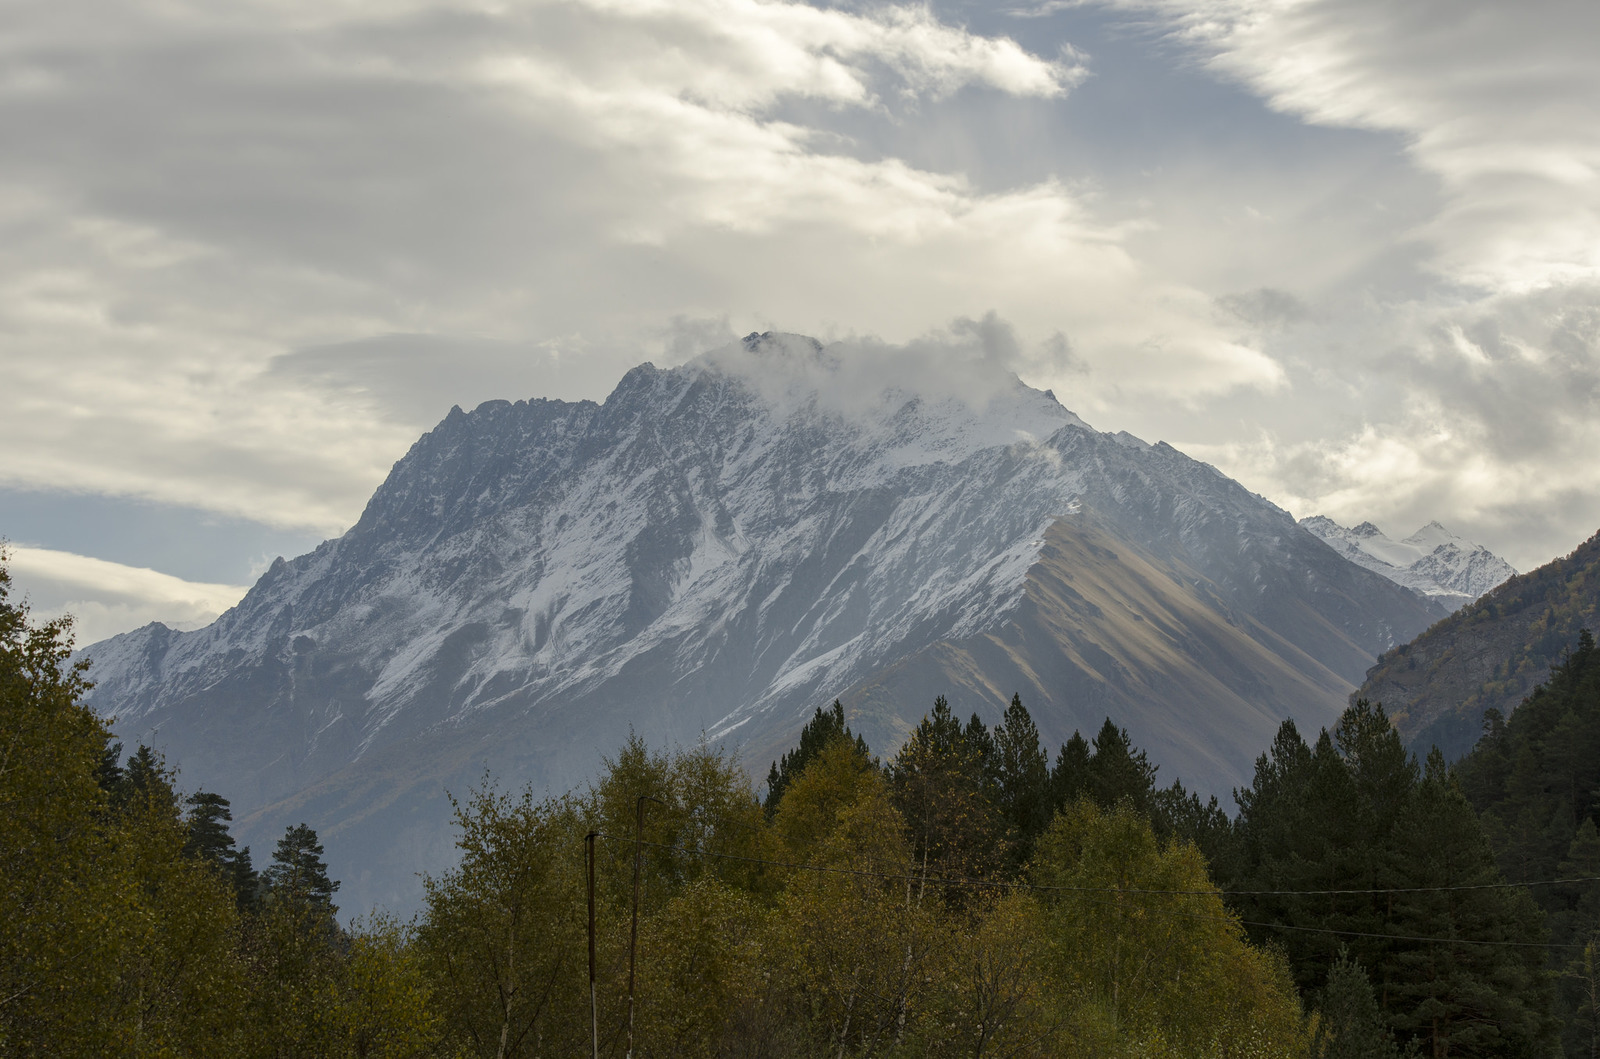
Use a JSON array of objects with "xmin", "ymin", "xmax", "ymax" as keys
[{"xmin": 6, "ymin": 0, "xmax": 1600, "ymax": 625}]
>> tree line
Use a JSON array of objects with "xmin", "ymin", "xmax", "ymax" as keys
[
  {"xmin": 1, "ymin": 556, "xmax": 1584, "ymax": 1057},
  {"xmin": 1455, "ymin": 630, "xmax": 1600, "ymax": 1057},
  {"xmin": 1, "ymin": 563, "xmax": 434, "ymax": 1056}
]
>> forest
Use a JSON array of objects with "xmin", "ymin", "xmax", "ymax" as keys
[{"xmin": 3, "ymin": 559, "xmax": 1595, "ymax": 1058}]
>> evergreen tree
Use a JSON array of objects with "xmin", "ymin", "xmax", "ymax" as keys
[
  {"xmin": 963, "ymin": 710, "xmax": 998, "ymax": 789},
  {"xmin": 184, "ymin": 791, "xmax": 260, "ymax": 911},
  {"xmin": 115, "ymin": 743, "xmax": 180, "ymax": 818},
  {"xmin": 232, "ymin": 844, "xmax": 261, "ymax": 913},
  {"xmin": 1085, "ymin": 717, "xmax": 1158, "ymax": 815},
  {"xmin": 1559, "ymin": 820, "xmax": 1600, "ymax": 934},
  {"xmin": 1336, "ymin": 700, "xmax": 1417, "ymax": 840},
  {"xmin": 1051, "ymin": 730, "xmax": 1091, "ymax": 808},
  {"xmin": 1231, "ymin": 719, "xmax": 1360, "ymax": 992},
  {"xmin": 889, "ymin": 696, "xmax": 1009, "ymax": 881},
  {"xmin": 1385, "ymin": 749, "xmax": 1555, "ymax": 1056},
  {"xmin": 992, "ymin": 694, "xmax": 1052, "ymax": 866},
  {"xmin": 184, "ymin": 791, "xmax": 239, "ymax": 868},
  {"xmin": 1232, "ymin": 702, "xmax": 1557, "ymax": 1055},
  {"xmin": 1315, "ymin": 950, "xmax": 1400, "ymax": 1059},
  {"xmin": 265, "ymin": 822, "xmax": 340, "ymax": 911},
  {"xmin": 1454, "ymin": 628, "xmax": 1600, "ymax": 1055},
  {"xmin": 94, "ymin": 736, "xmax": 125, "ymax": 796},
  {"xmin": 1152, "ymin": 778, "xmax": 1235, "ymax": 874},
  {"xmin": 763, "ymin": 700, "xmax": 870, "ymax": 815}
]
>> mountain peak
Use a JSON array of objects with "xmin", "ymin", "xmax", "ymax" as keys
[
  {"xmin": 1300, "ymin": 515, "xmax": 1515, "ymax": 608},
  {"xmin": 742, "ymin": 330, "xmax": 824, "ymax": 356},
  {"xmin": 78, "ymin": 350, "xmax": 1442, "ymax": 915}
]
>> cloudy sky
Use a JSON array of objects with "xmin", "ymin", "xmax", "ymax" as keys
[{"xmin": 4, "ymin": 0, "xmax": 1599, "ymax": 644}]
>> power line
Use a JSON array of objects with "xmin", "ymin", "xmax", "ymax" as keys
[
  {"xmin": 593, "ymin": 831, "xmax": 1600, "ymax": 899},
  {"xmin": 592, "ymin": 832, "xmax": 1595, "ymax": 951}
]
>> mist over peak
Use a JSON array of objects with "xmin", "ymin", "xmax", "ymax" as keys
[{"xmin": 688, "ymin": 320, "xmax": 1090, "ymax": 445}]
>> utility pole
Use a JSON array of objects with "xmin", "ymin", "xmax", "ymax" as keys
[
  {"xmin": 586, "ymin": 830, "xmax": 599, "ymax": 1059},
  {"xmin": 626, "ymin": 794, "xmax": 662, "ymax": 1059}
]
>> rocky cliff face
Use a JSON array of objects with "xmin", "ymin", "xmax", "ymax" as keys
[{"xmin": 80, "ymin": 333, "xmax": 1444, "ymax": 913}]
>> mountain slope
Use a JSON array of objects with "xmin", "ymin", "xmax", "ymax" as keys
[
  {"xmin": 827, "ymin": 509, "xmax": 1353, "ymax": 792},
  {"xmin": 1300, "ymin": 516, "xmax": 1515, "ymax": 609},
  {"xmin": 1357, "ymin": 527, "xmax": 1600, "ymax": 760},
  {"xmin": 79, "ymin": 334, "xmax": 1444, "ymax": 913}
]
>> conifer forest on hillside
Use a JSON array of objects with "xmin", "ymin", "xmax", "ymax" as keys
[{"xmin": 4, "ymin": 558, "xmax": 1597, "ymax": 1058}]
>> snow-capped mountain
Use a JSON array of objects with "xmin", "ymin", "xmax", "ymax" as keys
[
  {"xmin": 1299, "ymin": 516, "xmax": 1516, "ymax": 610},
  {"xmin": 79, "ymin": 334, "xmax": 1444, "ymax": 913}
]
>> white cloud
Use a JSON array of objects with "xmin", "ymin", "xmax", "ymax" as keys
[
  {"xmin": 1088, "ymin": 0, "xmax": 1600, "ymax": 293},
  {"xmin": 1174, "ymin": 280, "xmax": 1600, "ymax": 571},
  {"xmin": 10, "ymin": 0, "xmax": 1596, "ymax": 576},
  {"xmin": 532, "ymin": 0, "xmax": 1086, "ymax": 106},
  {"xmin": 1039, "ymin": 0, "xmax": 1600, "ymax": 568},
  {"xmin": 0, "ymin": 0, "xmax": 1281, "ymax": 537},
  {"xmin": 4, "ymin": 545, "xmax": 248, "ymax": 645}
]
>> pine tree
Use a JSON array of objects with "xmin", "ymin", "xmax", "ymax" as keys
[
  {"xmin": 265, "ymin": 822, "xmax": 340, "ymax": 911},
  {"xmin": 184, "ymin": 791, "xmax": 260, "ymax": 910},
  {"xmin": 1560, "ymin": 819, "xmax": 1600, "ymax": 929},
  {"xmin": 1335, "ymin": 700, "xmax": 1416, "ymax": 840},
  {"xmin": 94, "ymin": 736, "xmax": 125, "ymax": 796},
  {"xmin": 1231, "ymin": 718, "xmax": 1361, "ymax": 993},
  {"xmin": 962, "ymin": 711, "xmax": 996, "ymax": 781},
  {"xmin": 992, "ymin": 694, "xmax": 1052, "ymax": 866},
  {"xmin": 1151, "ymin": 778, "xmax": 1235, "ymax": 875},
  {"xmin": 1315, "ymin": 950, "xmax": 1400, "ymax": 1059},
  {"xmin": 1085, "ymin": 717, "xmax": 1157, "ymax": 815},
  {"xmin": 184, "ymin": 791, "xmax": 238, "ymax": 868},
  {"xmin": 1232, "ymin": 702, "xmax": 1558, "ymax": 1054},
  {"xmin": 889, "ymin": 696, "xmax": 1008, "ymax": 881},
  {"xmin": 1454, "ymin": 627, "xmax": 1600, "ymax": 1053},
  {"xmin": 231, "ymin": 844, "xmax": 261, "ymax": 913},
  {"xmin": 1384, "ymin": 749, "xmax": 1555, "ymax": 1057},
  {"xmin": 116, "ymin": 743, "xmax": 180, "ymax": 818},
  {"xmin": 1051, "ymin": 730, "xmax": 1091, "ymax": 808},
  {"xmin": 763, "ymin": 700, "xmax": 870, "ymax": 814}
]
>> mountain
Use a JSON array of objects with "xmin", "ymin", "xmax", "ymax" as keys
[
  {"xmin": 1357, "ymin": 527, "xmax": 1600, "ymax": 761},
  {"xmin": 1299, "ymin": 516, "xmax": 1515, "ymax": 610},
  {"xmin": 78, "ymin": 333, "xmax": 1444, "ymax": 914}
]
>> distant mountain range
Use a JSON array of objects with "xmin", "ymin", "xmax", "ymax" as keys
[
  {"xmin": 77, "ymin": 334, "xmax": 1444, "ymax": 914},
  {"xmin": 1299, "ymin": 516, "xmax": 1516, "ymax": 609},
  {"xmin": 1358, "ymin": 527, "xmax": 1600, "ymax": 761}
]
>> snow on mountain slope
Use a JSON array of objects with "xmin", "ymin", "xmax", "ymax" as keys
[
  {"xmin": 1299, "ymin": 516, "xmax": 1516, "ymax": 610},
  {"xmin": 78, "ymin": 333, "xmax": 1445, "ymax": 914}
]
